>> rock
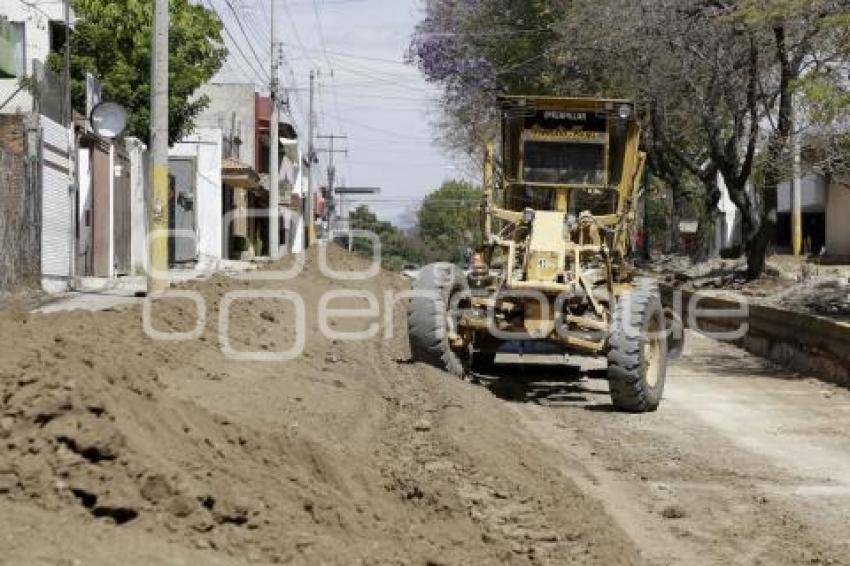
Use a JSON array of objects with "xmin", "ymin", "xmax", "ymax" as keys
[
  {"xmin": 661, "ymin": 504, "xmax": 687, "ymax": 519},
  {"xmin": 325, "ymin": 352, "xmax": 341, "ymax": 364},
  {"xmin": 48, "ymin": 415, "xmax": 125, "ymax": 462},
  {"xmin": 28, "ymin": 396, "xmax": 73, "ymax": 426},
  {"xmin": 413, "ymin": 419, "xmax": 432, "ymax": 432},
  {"xmin": 0, "ymin": 471, "xmax": 18, "ymax": 493},
  {"xmin": 166, "ymin": 493, "xmax": 197, "ymax": 518},
  {"xmin": 140, "ymin": 474, "xmax": 174, "ymax": 503},
  {"xmin": 212, "ymin": 497, "xmax": 251, "ymax": 525}
]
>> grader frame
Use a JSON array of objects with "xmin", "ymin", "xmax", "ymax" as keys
[
  {"xmin": 408, "ymin": 95, "xmax": 677, "ymax": 412},
  {"xmin": 465, "ymin": 96, "xmax": 647, "ymax": 355}
]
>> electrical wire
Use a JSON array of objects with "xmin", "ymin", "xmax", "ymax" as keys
[
  {"xmin": 281, "ymin": 0, "xmax": 321, "ymax": 68},
  {"xmin": 334, "ymin": 115, "xmax": 434, "ymax": 142},
  {"xmin": 220, "ymin": 0, "xmax": 271, "ymax": 79},
  {"xmin": 204, "ymin": 0, "xmax": 269, "ymax": 85}
]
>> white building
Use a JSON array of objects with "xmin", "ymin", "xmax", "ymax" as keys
[
  {"xmin": 0, "ymin": 0, "xmax": 71, "ymax": 115},
  {"xmin": 714, "ymin": 174, "xmax": 745, "ymax": 254},
  {"xmin": 168, "ymin": 127, "xmax": 224, "ymax": 267}
]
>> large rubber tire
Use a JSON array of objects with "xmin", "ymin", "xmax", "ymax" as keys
[
  {"xmin": 407, "ymin": 263, "xmax": 470, "ymax": 378},
  {"xmin": 607, "ymin": 284, "xmax": 668, "ymax": 412}
]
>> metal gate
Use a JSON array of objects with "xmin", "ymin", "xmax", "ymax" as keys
[
  {"xmin": 91, "ymin": 140, "xmax": 111, "ymax": 276},
  {"xmin": 168, "ymin": 157, "xmax": 197, "ymax": 265},
  {"xmin": 113, "ymin": 147, "xmax": 131, "ymax": 275},
  {"xmin": 40, "ymin": 115, "xmax": 72, "ymax": 291}
]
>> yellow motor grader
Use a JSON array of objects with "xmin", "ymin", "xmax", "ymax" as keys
[{"xmin": 408, "ymin": 96, "xmax": 682, "ymax": 412}]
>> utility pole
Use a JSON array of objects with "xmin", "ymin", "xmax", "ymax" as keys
[
  {"xmin": 63, "ymin": 0, "xmax": 76, "ymax": 284},
  {"xmin": 305, "ymin": 70, "xmax": 316, "ymax": 246},
  {"xmin": 317, "ymin": 134, "xmax": 348, "ymax": 192},
  {"xmin": 316, "ymin": 133, "xmax": 347, "ymax": 243},
  {"xmin": 62, "ymin": 0, "xmax": 71, "ymax": 126},
  {"xmin": 148, "ymin": 0, "xmax": 169, "ymax": 292},
  {"xmin": 268, "ymin": 0, "xmax": 280, "ymax": 260}
]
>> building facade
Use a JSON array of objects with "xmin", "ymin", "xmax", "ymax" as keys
[{"xmin": 0, "ymin": 0, "xmax": 70, "ymax": 117}]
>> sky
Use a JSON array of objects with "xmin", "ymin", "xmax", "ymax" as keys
[{"xmin": 208, "ymin": 0, "xmax": 467, "ymax": 227}]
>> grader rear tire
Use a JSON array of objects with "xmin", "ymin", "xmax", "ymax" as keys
[
  {"xmin": 407, "ymin": 263, "xmax": 470, "ymax": 378},
  {"xmin": 607, "ymin": 287, "xmax": 668, "ymax": 412}
]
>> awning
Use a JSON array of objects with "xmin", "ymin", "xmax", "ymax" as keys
[{"xmin": 222, "ymin": 157, "xmax": 261, "ymax": 189}]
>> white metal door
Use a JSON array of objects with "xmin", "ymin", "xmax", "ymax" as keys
[{"xmin": 40, "ymin": 115, "xmax": 73, "ymax": 291}]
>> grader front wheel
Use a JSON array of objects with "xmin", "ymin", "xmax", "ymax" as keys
[
  {"xmin": 407, "ymin": 263, "xmax": 470, "ymax": 378},
  {"xmin": 606, "ymin": 288, "xmax": 668, "ymax": 412}
]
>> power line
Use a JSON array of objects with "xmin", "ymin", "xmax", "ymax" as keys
[
  {"xmin": 310, "ymin": 0, "xmax": 333, "ymax": 70},
  {"xmin": 335, "ymin": 115, "xmax": 433, "ymax": 141},
  {"xmin": 309, "ymin": 0, "xmax": 346, "ymax": 139},
  {"xmin": 281, "ymin": 0, "xmax": 321, "ymax": 68},
  {"xmin": 221, "ymin": 0, "xmax": 270, "ymax": 79},
  {"xmin": 414, "ymin": 28, "xmax": 554, "ymax": 38},
  {"xmin": 279, "ymin": 42, "xmax": 409, "ymax": 66},
  {"xmin": 205, "ymin": 0, "xmax": 269, "ymax": 84},
  {"xmin": 328, "ymin": 62, "xmax": 431, "ymax": 94}
]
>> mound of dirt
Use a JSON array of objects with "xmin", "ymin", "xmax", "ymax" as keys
[{"xmin": 0, "ymin": 246, "xmax": 640, "ymax": 565}]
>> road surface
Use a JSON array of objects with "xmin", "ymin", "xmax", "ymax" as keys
[
  {"xmin": 1, "ymin": 249, "xmax": 848, "ymax": 565},
  {"xmin": 481, "ymin": 331, "xmax": 850, "ymax": 565}
]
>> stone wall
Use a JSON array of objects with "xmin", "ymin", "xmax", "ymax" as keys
[{"xmin": 0, "ymin": 114, "xmax": 40, "ymax": 292}]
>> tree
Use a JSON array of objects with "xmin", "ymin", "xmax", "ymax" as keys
[
  {"xmin": 50, "ymin": 0, "xmax": 226, "ymax": 144},
  {"xmin": 416, "ymin": 180, "xmax": 481, "ymax": 265},
  {"xmin": 410, "ymin": 0, "xmax": 850, "ymax": 276},
  {"xmin": 734, "ymin": 0, "xmax": 850, "ymax": 275},
  {"xmin": 349, "ymin": 205, "xmax": 425, "ymax": 270},
  {"xmin": 408, "ymin": 0, "xmax": 565, "ymax": 153}
]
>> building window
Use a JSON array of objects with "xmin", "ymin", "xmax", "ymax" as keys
[
  {"xmin": 49, "ymin": 20, "xmax": 66, "ymax": 54},
  {"xmin": 0, "ymin": 21, "xmax": 26, "ymax": 78}
]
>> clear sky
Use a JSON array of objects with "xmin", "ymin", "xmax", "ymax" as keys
[{"xmin": 209, "ymin": 0, "xmax": 468, "ymax": 227}]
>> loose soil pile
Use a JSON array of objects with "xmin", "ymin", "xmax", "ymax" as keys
[
  {"xmin": 0, "ymin": 247, "xmax": 639, "ymax": 565},
  {"xmin": 650, "ymin": 254, "xmax": 850, "ymax": 321}
]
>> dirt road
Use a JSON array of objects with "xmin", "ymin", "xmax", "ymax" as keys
[
  {"xmin": 1, "ymin": 248, "xmax": 848, "ymax": 565},
  {"xmin": 485, "ymin": 333, "xmax": 850, "ymax": 565}
]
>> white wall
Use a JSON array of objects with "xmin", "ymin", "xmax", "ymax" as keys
[
  {"xmin": 169, "ymin": 128, "xmax": 223, "ymax": 262},
  {"xmin": 714, "ymin": 173, "xmax": 744, "ymax": 253},
  {"xmin": 778, "ymin": 173, "xmax": 827, "ymax": 213},
  {"xmin": 76, "ymin": 146, "xmax": 92, "ymax": 264},
  {"xmin": 126, "ymin": 138, "xmax": 149, "ymax": 275},
  {"xmin": 0, "ymin": 0, "xmax": 67, "ymax": 113},
  {"xmin": 826, "ymin": 182, "xmax": 850, "ymax": 256},
  {"xmin": 192, "ymin": 83, "xmax": 255, "ymax": 164}
]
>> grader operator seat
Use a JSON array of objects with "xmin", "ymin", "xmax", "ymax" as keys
[{"xmin": 495, "ymin": 96, "xmax": 645, "ymax": 264}]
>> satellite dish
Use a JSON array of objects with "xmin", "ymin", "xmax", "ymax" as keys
[{"xmin": 89, "ymin": 101, "xmax": 128, "ymax": 139}]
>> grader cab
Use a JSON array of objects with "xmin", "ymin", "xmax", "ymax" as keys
[{"xmin": 408, "ymin": 96, "xmax": 681, "ymax": 412}]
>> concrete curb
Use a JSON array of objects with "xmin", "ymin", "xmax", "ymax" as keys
[{"xmin": 661, "ymin": 285, "xmax": 850, "ymax": 387}]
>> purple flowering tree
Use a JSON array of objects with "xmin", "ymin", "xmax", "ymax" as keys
[{"xmin": 407, "ymin": 0, "xmax": 564, "ymax": 152}]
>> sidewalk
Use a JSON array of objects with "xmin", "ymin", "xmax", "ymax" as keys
[{"xmin": 35, "ymin": 260, "xmax": 262, "ymax": 314}]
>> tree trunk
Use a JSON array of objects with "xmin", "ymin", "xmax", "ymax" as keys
[
  {"xmin": 747, "ymin": 208, "xmax": 776, "ymax": 279},
  {"xmin": 669, "ymin": 184, "xmax": 681, "ymax": 254},
  {"xmin": 693, "ymin": 173, "xmax": 721, "ymax": 261},
  {"xmin": 746, "ymin": 24, "xmax": 793, "ymax": 279}
]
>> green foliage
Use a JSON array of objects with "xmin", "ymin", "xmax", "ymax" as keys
[
  {"xmin": 416, "ymin": 180, "xmax": 481, "ymax": 265},
  {"xmin": 49, "ymin": 0, "xmax": 226, "ymax": 144},
  {"xmin": 349, "ymin": 206, "xmax": 426, "ymax": 270},
  {"xmin": 346, "ymin": 180, "xmax": 482, "ymax": 269}
]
